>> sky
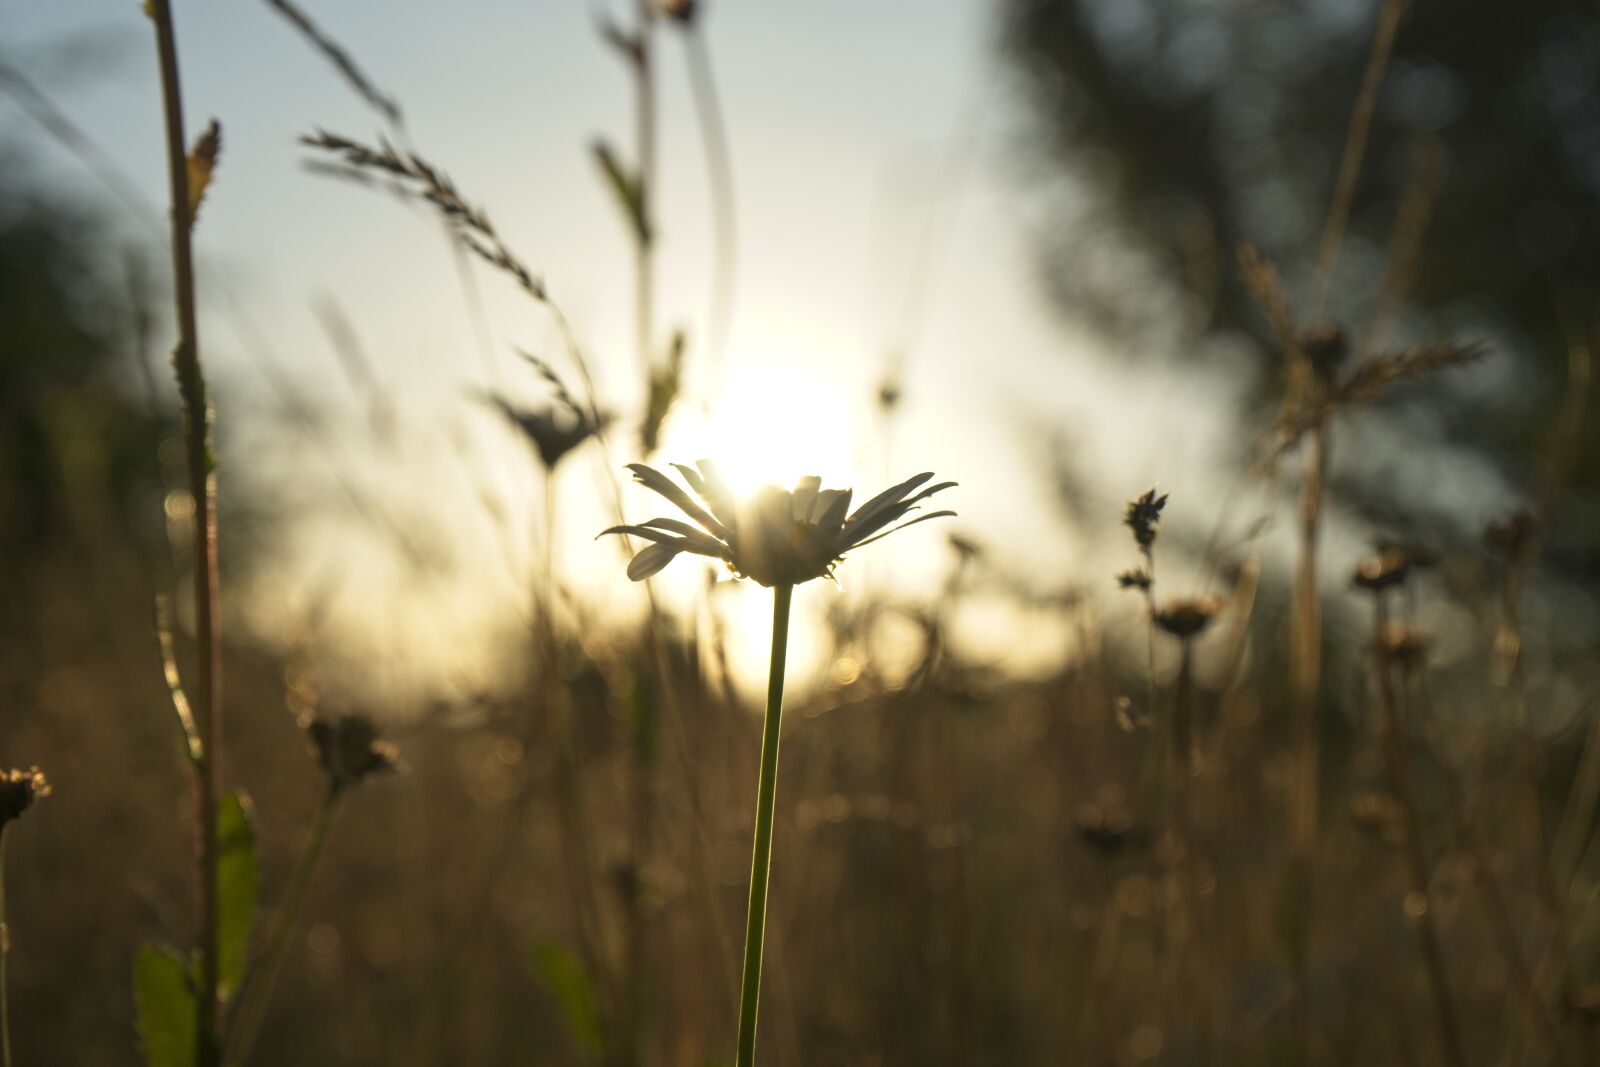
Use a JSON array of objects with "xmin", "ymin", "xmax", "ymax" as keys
[{"xmin": 0, "ymin": 0, "xmax": 1528, "ymax": 706}]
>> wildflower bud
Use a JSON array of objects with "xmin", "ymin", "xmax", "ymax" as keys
[
  {"xmin": 1122, "ymin": 488, "xmax": 1167, "ymax": 551},
  {"xmin": 0, "ymin": 768, "xmax": 50, "ymax": 828},
  {"xmin": 1351, "ymin": 547, "xmax": 1411, "ymax": 592},
  {"xmin": 1153, "ymin": 596, "xmax": 1220, "ymax": 639},
  {"xmin": 1301, "ymin": 323, "xmax": 1347, "ymax": 380},
  {"xmin": 306, "ymin": 714, "xmax": 399, "ymax": 790},
  {"xmin": 877, "ymin": 384, "xmax": 902, "ymax": 414}
]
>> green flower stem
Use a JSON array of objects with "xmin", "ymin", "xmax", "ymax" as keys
[
  {"xmin": 736, "ymin": 583, "xmax": 793, "ymax": 1067},
  {"xmin": 225, "ymin": 785, "xmax": 342, "ymax": 1067}
]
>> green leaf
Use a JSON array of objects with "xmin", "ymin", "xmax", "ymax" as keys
[
  {"xmin": 591, "ymin": 139, "xmax": 650, "ymax": 247},
  {"xmin": 217, "ymin": 791, "xmax": 259, "ymax": 996},
  {"xmin": 532, "ymin": 941, "xmax": 605, "ymax": 1060},
  {"xmin": 135, "ymin": 945, "xmax": 197, "ymax": 1067}
]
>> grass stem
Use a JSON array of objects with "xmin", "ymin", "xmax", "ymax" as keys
[
  {"xmin": 1372, "ymin": 612, "xmax": 1465, "ymax": 1067},
  {"xmin": 1288, "ymin": 417, "xmax": 1328, "ymax": 1059},
  {"xmin": 1, "ymin": 828, "xmax": 10, "ymax": 1067},
  {"xmin": 148, "ymin": 4, "xmax": 224, "ymax": 1061}
]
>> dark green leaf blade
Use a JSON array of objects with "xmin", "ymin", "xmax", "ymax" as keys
[
  {"xmin": 532, "ymin": 941, "xmax": 605, "ymax": 1060},
  {"xmin": 135, "ymin": 945, "xmax": 197, "ymax": 1067},
  {"xmin": 217, "ymin": 791, "xmax": 259, "ymax": 995}
]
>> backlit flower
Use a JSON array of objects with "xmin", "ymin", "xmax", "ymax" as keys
[{"xmin": 601, "ymin": 461, "xmax": 956, "ymax": 587}]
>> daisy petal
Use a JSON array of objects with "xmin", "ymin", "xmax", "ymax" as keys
[
  {"xmin": 848, "ymin": 509, "xmax": 958, "ymax": 549},
  {"xmin": 692, "ymin": 460, "xmax": 743, "ymax": 533},
  {"xmin": 599, "ymin": 524, "xmax": 684, "ymax": 545},
  {"xmin": 791, "ymin": 476, "xmax": 821, "ymax": 522},
  {"xmin": 843, "ymin": 472, "xmax": 934, "ymax": 533},
  {"xmin": 804, "ymin": 490, "xmax": 855, "ymax": 560},
  {"xmin": 627, "ymin": 540, "xmax": 683, "ymax": 581},
  {"xmin": 626, "ymin": 463, "xmax": 729, "ymax": 540},
  {"xmin": 811, "ymin": 488, "xmax": 852, "ymax": 528},
  {"xmin": 640, "ymin": 518, "xmax": 730, "ymax": 557}
]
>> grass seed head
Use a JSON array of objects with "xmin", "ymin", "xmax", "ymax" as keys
[
  {"xmin": 1116, "ymin": 568, "xmax": 1152, "ymax": 592},
  {"xmin": 1123, "ymin": 488, "xmax": 1167, "ymax": 552}
]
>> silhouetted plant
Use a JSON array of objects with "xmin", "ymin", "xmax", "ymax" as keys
[{"xmin": 602, "ymin": 462, "xmax": 955, "ymax": 1067}]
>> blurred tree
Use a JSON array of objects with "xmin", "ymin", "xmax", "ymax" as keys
[
  {"xmin": 0, "ymin": 162, "xmax": 168, "ymax": 681},
  {"xmin": 1001, "ymin": 0, "xmax": 1600, "ymax": 567}
]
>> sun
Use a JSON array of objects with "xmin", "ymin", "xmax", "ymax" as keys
[{"xmin": 660, "ymin": 343, "xmax": 861, "ymax": 502}]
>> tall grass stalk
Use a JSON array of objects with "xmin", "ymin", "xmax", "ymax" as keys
[
  {"xmin": 1, "ymin": 827, "xmax": 11, "ymax": 1067},
  {"xmin": 1287, "ymin": 416, "xmax": 1326, "ymax": 1054},
  {"xmin": 1370, "ymin": 613, "xmax": 1465, "ymax": 1067},
  {"xmin": 1169, "ymin": 638, "xmax": 1214, "ymax": 1058},
  {"xmin": 736, "ymin": 583, "xmax": 794, "ymax": 1067},
  {"xmin": 1292, "ymin": 6, "xmax": 1407, "ymax": 1051},
  {"xmin": 680, "ymin": 17, "xmax": 737, "ymax": 389},
  {"xmin": 149, "ymin": 3, "xmax": 224, "ymax": 1060},
  {"xmin": 1408, "ymin": 663, "xmax": 1563, "ymax": 1059}
]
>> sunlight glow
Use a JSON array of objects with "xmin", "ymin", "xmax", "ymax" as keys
[{"xmin": 661, "ymin": 329, "xmax": 861, "ymax": 502}]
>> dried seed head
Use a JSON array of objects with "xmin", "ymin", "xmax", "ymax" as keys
[
  {"xmin": 1301, "ymin": 323, "xmax": 1347, "ymax": 380},
  {"xmin": 0, "ymin": 768, "xmax": 50, "ymax": 828},
  {"xmin": 1116, "ymin": 568, "xmax": 1153, "ymax": 592},
  {"xmin": 307, "ymin": 714, "xmax": 399, "ymax": 790},
  {"xmin": 1351, "ymin": 547, "xmax": 1412, "ymax": 593},
  {"xmin": 655, "ymin": 0, "xmax": 697, "ymax": 24},
  {"xmin": 1375, "ymin": 622, "xmax": 1433, "ymax": 665},
  {"xmin": 1153, "ymin": 596, "xmax": 1221, "ymax": 639},
  {"xmin": 1485, "ymin": 510, "xmax": 1537, "ymax": 561},
  {"xmin": 1374, "ymin": 536, "xmax": 1438, "ymax": 570},
  {"xmin": 1123, "ymin": 488, "xmax": 1168, "ymax": 551}
]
